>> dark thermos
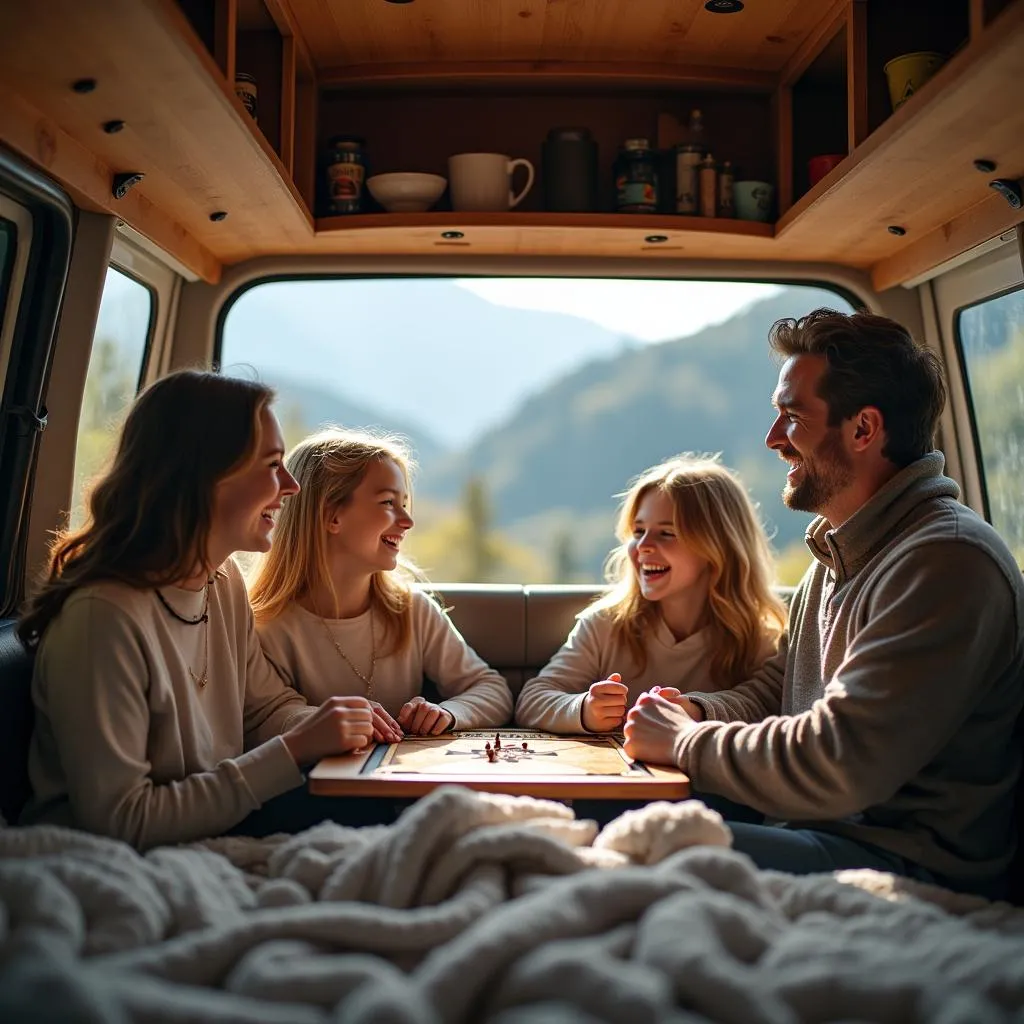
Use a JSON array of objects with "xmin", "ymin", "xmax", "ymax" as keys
[{"xmin": 542, "ymin": 127, "xmax": 598, "ymax": 212}]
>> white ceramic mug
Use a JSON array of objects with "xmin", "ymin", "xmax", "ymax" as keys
[{"xmin": 448, "ymin": 153, "xmax": 535, "ymax": 212}]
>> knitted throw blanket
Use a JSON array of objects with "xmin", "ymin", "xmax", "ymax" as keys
[{"xmin": 1, "ymin": 787, "xmax": 1022, "ymax": 1023}]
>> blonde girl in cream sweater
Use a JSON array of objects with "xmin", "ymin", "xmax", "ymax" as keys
[
  {"xmin": 516, "ymin": 454, "xmax": 786, "ymax": 734},
  {"xmin": 249, "ymin": 428, "xmax": 512, "ymax": 737},
  {"xmin": 19, "ymin": 372, "xmax": 374, "ymax": 850}
]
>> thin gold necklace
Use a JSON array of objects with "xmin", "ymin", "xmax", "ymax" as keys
[
  {"xmin": 156, "ymin": 584, "xmax": 210, "ymax": 688},
  {"xmin": 319, "ymin": 609, "xmax": 376, "ymax": 701}
]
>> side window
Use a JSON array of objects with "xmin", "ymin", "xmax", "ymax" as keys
[
  {"xmin": 957, "ymin": 286, "xmax": 1024, "ymax": 559},
  {"xmin": 0, "ymin": 199, "xmax": 31, "ymax": 394},
  {"xmin": 70, "ymin": 267, "xmax": 154, "ymax": 528}
]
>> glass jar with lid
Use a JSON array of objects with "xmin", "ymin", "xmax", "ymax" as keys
[
  {"xmin": 325, "ymin": 136, "xmax": 366, "ymax": 215},
  {"xmin": 614, "ymin": 139, "xmax": 658, "ymax": 213}
]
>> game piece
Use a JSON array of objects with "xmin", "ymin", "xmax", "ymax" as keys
[
  {"xmin": 486, "ymin": 747, "xmax": 497, "ymax": 763},
  {"xmin": 522, "ymin": 742, "xmax": 528, "ymax": 750},
  {"xmin": 494, "ymin": 733, "xmax": 501, "ymax": 750},
  {"xmin": 485, "ymin": 742, "xmax": 491, "ymax": 751}
]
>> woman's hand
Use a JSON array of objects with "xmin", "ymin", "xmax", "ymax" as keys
[
  {"xmin": 581, "ymin": 673, "xmax": 629, "ymax": 732},
  {"xmin": 282, "ymin": 696, "xmax": 374, "ymax": 767},
  {"xmin": 370, "ymin": 701, "xmax": 404, "ymax": 743},
  {"xmin": 397, "ymin": 696, "xmax": 455, "ymax": 736}
]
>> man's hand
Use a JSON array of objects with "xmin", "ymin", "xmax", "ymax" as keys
[
  {"xmin": 369, "ymin": 701, "xmax": 404, "ymax": 743},
  {"xmin": 398, "ymin": 696, "xmax": 455, "ymax": 736},
  {"xmin": 582, "ymin": 673, "xmax": 629, "ymax": 732},
  {"xmin": 648, "ymin": 686, "xmax": 705, "ymax": 722},
  {"xmin": 623, "ymin": 691, "xmax": 700, "ymax": 766},
  {"xmin": 282, "ymin": 696, "xmax": 375, "ymax": 766}
]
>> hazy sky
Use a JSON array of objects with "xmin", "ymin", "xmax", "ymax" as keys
[{"xmin": 455, "ymin": 278, "xmax": 781, "ymax": 342}]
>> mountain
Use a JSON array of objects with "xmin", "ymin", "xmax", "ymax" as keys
[
  {"xmin": 254, "ymin": 370, "xmax": 447, "ymax": 469},
  {"xmin": 220, "ymin": 277, "xmax": 639, "ymax": 447},
  {"xmin": 418, "ymin": 290, "xmax": 842, "ymax": 570}
]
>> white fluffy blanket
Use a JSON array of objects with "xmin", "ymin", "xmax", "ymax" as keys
[{"xmin": 1, "ymin": 787, "xmax": 1023, "ymax": 1023}]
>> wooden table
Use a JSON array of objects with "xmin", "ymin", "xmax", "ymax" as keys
[{"xmin": 309, "ymin": 728, "xmax": 690, "ymax": 800}]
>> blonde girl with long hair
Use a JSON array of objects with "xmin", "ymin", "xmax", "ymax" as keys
[
  {"xmin": 19, "ymin": 371, "xmax": 374, "ymax": 850},
  {"xmin": 249, "ymin": 428, "xmax": 512, "ymax": 737},
  {"xmin": 516, "ymin": 454, "xmax": 786, "ymax": 734}
]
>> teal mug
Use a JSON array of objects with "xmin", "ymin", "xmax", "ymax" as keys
[{"xmin": 734, "ymin": 181, "xmax": 774, "ymax": 222}]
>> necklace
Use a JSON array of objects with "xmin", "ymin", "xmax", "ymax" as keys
[
  {"xmin": 155, "ymin": 584, "xmax": 210, "ymax": 625},
  {"xmin": 155, "ymin": 583, "xmax": 210, "ymax": 688},
  {"xmin": 319, "ymin": 610, "xmax": 376, "ymax": 701}
]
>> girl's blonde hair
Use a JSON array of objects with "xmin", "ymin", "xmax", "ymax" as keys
[
  {"xmin": 594, "ymin": 453, "xmax": 786, "ymax": 686},
  {"xmin": 248, "ymin": 427, "xmax": 418, "ymax": 655},
  {"xmin": 19, "ymin": 371, "xmax": 273, "ymax": 647}
]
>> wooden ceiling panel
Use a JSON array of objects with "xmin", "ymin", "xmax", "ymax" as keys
[{"xmin": 287, "ymin": 0, "xmax": 832, "ymax": 74}]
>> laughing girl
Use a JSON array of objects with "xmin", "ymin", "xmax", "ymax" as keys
[
  {"xmin": 249, "ymin": 428, "xmax": 512, "ymax": 738},
  {"xmin": 515, "ymin": 454, "xmax": 786, "ymax": 734}
]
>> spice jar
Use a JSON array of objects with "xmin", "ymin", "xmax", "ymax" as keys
[
  {"xmin": 325, "ymin": 136, "xmax": 366, "ymax": 215},
  {"xmin": 614, "ymin": 139, "xmax": 658, "ymax": 213}
]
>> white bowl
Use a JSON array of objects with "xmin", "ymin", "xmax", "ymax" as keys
[{"xmin": 367, "ymin": 172, "xmax": 447, "ymax": 213}]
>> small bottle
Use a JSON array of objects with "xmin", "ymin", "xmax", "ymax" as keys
[
  {"xmin": 699, "ymin": 153, "xmax": 717, "ymax": 218},
  {"xmin": 718, "ymin": 160, "xmax": 735, "ymax": 218},
  {"xmin": 674, "ymin": 108, "xmax": 707, "ymax": 215}
]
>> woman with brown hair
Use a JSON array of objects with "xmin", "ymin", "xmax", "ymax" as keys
[{"xmin": 18, "ymin": 370, "xmax": 374, "ymax": 850}]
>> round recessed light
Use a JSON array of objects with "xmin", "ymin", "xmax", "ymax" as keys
[
  {"xmin": 644, "ymin": 235, "xmax": 669, "ymax": 243},
  {"xmin": 383, "ymin": 0, "xmax": 415, "ymax": 4},
  {"xmin": 704, "ymin": 0, "xmax": 744, "ymax": 13},
  {"xmin": 440, "ymin": 231, "xmax": 464, "ymax": 240},
  {"xmin": 887, "ymin": 225, "xmax": 907, "ymax": 236}
]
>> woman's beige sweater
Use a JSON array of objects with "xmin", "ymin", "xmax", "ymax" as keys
[{"xmin": 23, "ymin": 560, "xmax": 313, "ymax": 850}]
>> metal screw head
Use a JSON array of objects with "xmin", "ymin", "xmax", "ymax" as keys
[
  {"xmin": 644, "ymin": 235, "xmax": 669, "ymax": 243},
  {"xmin": 887, "ymin": 225, "xmax": 907, "ymax": 236},
  {"xmin": 209, "ymin": 211, "xmax": 228, "ymax": 222},
  {"xmin": 103, "ymin": 120, "xmax": 125, "ymax": 134},
  {"xmin": 72, "ymin": 78, "xmax": 97, "ymax": 93},
  {"xmin": 973, "ymin": 159, "xmax": 997, "ymax": 173},
  {"xmin": 440, "ymin": 230, "xmax": 464, "ymax": 239}
]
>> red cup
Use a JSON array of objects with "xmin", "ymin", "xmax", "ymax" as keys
[{"xmin": 808, "ymin": 154, "xmax": 845, "ymax": 186}]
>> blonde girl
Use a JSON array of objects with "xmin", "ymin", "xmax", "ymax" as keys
[
  {"xmin": 249, "ymin": 428, "xmax": 512, "ymax": 737},
  {"xmin": 516, "ymin": 454, "xmax": 786, "ymax": 733}
]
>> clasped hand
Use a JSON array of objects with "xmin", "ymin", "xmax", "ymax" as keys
[{"xmin": 622, "ymin": 685, "xmax": 703, "ymax": 766}]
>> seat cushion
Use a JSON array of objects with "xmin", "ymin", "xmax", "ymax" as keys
[{"xmin": 0, "ymin": 619, "xmax": 34, "ymax": 824}]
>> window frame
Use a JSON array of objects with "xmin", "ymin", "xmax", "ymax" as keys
[
  {"xmin": 0, "ymin": 198, "xmax": 32, "ymax": 388},
  {"xmin": 931, "ymin": 234, "xmax": 1024, "ymax": 523}
]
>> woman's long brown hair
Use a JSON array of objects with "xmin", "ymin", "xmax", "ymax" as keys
[{"xmin": 18, "ymin": 370, "xmax": 273, "ymax": 647}]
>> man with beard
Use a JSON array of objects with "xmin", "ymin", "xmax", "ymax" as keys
[{"xmin": 623, "ymin": 307, "xmax": 1024, "ymax": 899}]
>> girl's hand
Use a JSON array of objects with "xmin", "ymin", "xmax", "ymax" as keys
[
  {"xmin": 397, "ymin": 696, "xmax": 455, "ymax": 736},
  {"xmin": 582, "ymin": 673, "xmax": 629, "ymax": 732},
  {"xmin": 649, "ymin": 686, "xmax": 705, "ymax": 722},
  {"xmin": 370, "ymin": 701, "xmax": 404, "ymax": 743},
  {"xmin": 282, "ymin": 696, "xmax": 374, "ymax": 767}
]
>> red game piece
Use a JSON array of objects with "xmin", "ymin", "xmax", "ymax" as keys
[
  {"xmin": 522, "ymin": 742, "xmax": 528, "ymax": 750},
  {"xmin": 494, "ymin": 733, "xmax": 501, "ymax": 750}
]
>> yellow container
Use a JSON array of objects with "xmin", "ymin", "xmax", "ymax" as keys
[{"xmin": 884, "ymin": 51, "xmax": 945, "ymax": 111}]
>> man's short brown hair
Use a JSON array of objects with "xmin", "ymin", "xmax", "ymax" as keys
[{"xmin": 769, "ymin": 308, "xmax": 947, "ymax": 467}]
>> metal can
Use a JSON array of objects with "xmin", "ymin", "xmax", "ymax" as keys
[
  {"xmin": 614, "ymin": 139, "xmax": 658, "ymax": 213},
  {"xmin": 234, "ymin": 73, "xmax": 258, "ymax": 123},
  {"xmin": 674, "ymin": 144, "xmax": 702, "ymax": 214},
  {"xmin": 325, "ymin": 136, "xmax": 366, "ymax": 215}
]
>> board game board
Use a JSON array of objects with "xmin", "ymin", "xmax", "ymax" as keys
[{"xmin": 308, "ymin": 729, "xmax": 690, "ymax": 799}]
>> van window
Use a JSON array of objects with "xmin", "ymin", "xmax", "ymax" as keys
[
  {"xmin": 0, "ymin": 218, "xmax": 15, "ymax": 326},
  {"xmin": 220, "ymin": 278, "xmax": 855, "ymax": 585},
  {"xmin": 958, "ymin": 286, "xmax": 1024, "ymax": 560},
  {"xmin": 70, "ymin": 267, "xmax": 154, "ymax": 528}
]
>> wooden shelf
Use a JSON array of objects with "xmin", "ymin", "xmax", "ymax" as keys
[
  {"xmin": 0, "ymin": 0, "xmax": 314, "ymax": 282},
  {"xmin": 312, "ymin": 212, "xmax": 775, "ymax": 259},
  {"xmin": 777, "ymin": 0, "xmax": 1024, "ymax": 289}
]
